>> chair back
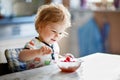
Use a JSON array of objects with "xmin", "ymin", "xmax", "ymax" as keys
[{"xmin": 5, "ymin": 48, "xmax": 27, "ymax": 72}]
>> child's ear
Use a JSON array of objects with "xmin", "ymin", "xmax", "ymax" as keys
[{"xmin": 38, "ymin": 26, "xmax": 42, "ymax": 32}]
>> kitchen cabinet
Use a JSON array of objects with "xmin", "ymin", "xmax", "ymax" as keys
[{"xmin": 0, "ymin": 15, "xmax": 37, "ymax": 40}]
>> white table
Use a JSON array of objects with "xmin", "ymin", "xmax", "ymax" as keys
[{"xmin": 1, "ymin": 53, "xmax": 120, "ymax": 80}]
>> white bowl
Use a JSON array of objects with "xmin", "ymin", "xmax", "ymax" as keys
[{"xmin": 57, "ymin": 58, "xmax": 82, "ymax": 72}]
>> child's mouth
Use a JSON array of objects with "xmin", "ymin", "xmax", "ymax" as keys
[{"xmin": 51, "ymin": 39, "xmax": 56, "ymax": 42}]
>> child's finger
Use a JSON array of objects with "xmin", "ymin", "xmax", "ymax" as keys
[{"xmin": 42, "ymin": 46, "xmax": 53, "ymax": 55}]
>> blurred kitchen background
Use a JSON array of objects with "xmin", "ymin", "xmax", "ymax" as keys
[{"xmin": 0, "ymin": 0, "xmax": 120, "ymax": 63}]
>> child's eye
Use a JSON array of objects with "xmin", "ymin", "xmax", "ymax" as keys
[
  {"xmin": 51, "ymin": 30, "xmax": 56, "ymax": 33},
  {"xmin": 59, "ymin": 32, "xmax": 62, "ymax": 35}
]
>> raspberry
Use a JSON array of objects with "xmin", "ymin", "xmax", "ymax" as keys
[{"xmin": 65, "ymin": 56, "xmax": 71, "ymax": 62}]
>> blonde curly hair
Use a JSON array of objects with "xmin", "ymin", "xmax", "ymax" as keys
[{"xmin": 35, "ymin": 3, "xmax": 71, "ymax": 33}]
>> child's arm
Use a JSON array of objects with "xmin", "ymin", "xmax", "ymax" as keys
[{"xmin": 19, "ymin": 46, "xmax": 53, "ymax": 62}]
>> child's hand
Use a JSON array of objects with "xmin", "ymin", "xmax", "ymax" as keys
[{"xmin": 39, "ymin": 46, "xmax": 53, "ymax": 55}]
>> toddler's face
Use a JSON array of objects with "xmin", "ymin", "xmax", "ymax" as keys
[{"xmin": 38, "ymin": 23, "xmax": 66, "ymax": 45}]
